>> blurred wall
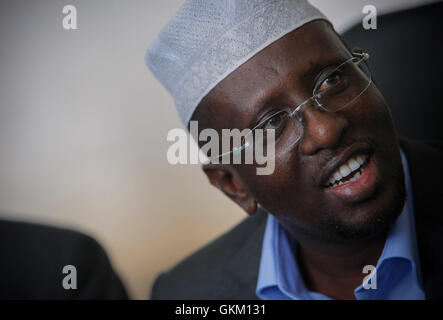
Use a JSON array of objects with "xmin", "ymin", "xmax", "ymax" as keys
[{"xmin": 0, "ymin": 0, "xmax": 437, "ymax": 299}]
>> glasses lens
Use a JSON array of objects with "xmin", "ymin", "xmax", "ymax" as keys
[
  {"xmin": 253, "ymin": 109, "xmax": 303, "ymax": 149},
  {"xmin": 313, "ymin": 58, "xmax": 371, "ymax": 112}
]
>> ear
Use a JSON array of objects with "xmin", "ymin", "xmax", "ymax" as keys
[{"xmin": 203, "ymin": 164, "xmax": 257, "ymax": 216}]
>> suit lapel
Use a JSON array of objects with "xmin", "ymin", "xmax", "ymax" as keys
[
  {"xmin": 400, "ymin": 137, "xmax": 443, "ymax": 299},
  {"xmin": 223, "ymin": 208, "xmax": 268, "ymax": 299}
]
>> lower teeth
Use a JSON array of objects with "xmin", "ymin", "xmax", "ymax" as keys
[
  {"xmin": 349, "ymin": 171, "xmax": 361, "ymax": 182},
  {"xmin": 331, "ymin": 167, "xmax": 363, "ymax": 187}
]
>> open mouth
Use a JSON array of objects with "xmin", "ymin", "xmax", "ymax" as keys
[
  {"xmin": 319, "ymin": 142, "xmax": 378, "ymax": 202},
  {"xmin": 325, "ymin": 153, "xmax": 370, "ymax": 188}
]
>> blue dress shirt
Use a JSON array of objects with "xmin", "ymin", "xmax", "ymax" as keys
[{"xmin": 256, "ymin": 149, "xmax": 426, "ymax": 300}]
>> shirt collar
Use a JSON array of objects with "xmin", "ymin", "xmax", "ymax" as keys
[
  {"xmin": 355, "ymin": 148, "xmax": 423, "ymax": 291},
  {"xmin": 256, "ymin": 148, "xmax": 423, "ymax": 299},
  {"xmin": 378, "ymin": 149, "xmax": 418, "ymax": 262}
]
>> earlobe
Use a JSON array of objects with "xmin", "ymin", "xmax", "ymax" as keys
[
  {"xmin": 203, "ymin": 165, "xmax": 257, "ymax": 216},
  {"xmin": 244, "ymin": 198, "xmax": 258, "ymax": 216}
]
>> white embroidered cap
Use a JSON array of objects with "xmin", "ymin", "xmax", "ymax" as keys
[{"xmin": 145, "ymin": 0, "xmax": 329, "ymax": 127}]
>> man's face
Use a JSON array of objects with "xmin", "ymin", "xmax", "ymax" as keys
[{"xmin": 196, "ymin": 20, "xmax": 405, "ymax": 243}]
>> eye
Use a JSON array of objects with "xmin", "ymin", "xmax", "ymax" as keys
[
  {"xmin": 256, "ymin": 111, "xmax": 289, "ymax": 140},
  {"xmin": 264, "ymin": 113, "xmax": 284, "ymax": 130},
  {"xmin": 317, "ymin": 71, "xmax": 342, "ymax": 93}
]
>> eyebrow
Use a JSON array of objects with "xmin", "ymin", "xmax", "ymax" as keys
[
  {"xmin": 245, "ymin": 93, "xmax": 286, "ymax": 129},
  {"xmin": 302, "ymin": 56, "xmax": 346, "ymax": 80}
]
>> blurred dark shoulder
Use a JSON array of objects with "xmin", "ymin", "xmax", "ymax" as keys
[{"xmin": 0, "ymin": 219, "xmax": 128, "ymax": 300}]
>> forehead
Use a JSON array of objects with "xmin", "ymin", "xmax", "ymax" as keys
[{"xmin": 196, "ymin": 20, "xmax": 349, "ymax": 130}]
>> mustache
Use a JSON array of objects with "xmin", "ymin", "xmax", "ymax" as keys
[{"xmin": 316, "ymin": 136, "xmax": 376, "ymax": 169}]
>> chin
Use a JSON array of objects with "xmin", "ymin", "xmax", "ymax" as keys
[{"xmin": 322, "ymin": 163, "xmax": 406, "ymax": 243}]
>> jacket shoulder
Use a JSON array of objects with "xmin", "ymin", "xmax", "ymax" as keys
[
  {"xmin": 151, "ymin": 210, "xmax": 267, "ymax": 300},
  {"xmin": 399, "ymin": 138, "xmax": 443, "ymax": 298}
]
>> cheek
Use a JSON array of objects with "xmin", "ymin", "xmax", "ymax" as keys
[
  {"xmin": 241, "ymin": 151, "xmax": 318, "ymax": 216},
  {"xmin": 352, "ymin": 88, "xmax": 400, "ymax": 166},
  {"xmin": 352, "ymin": 86, "xmax": 395, "ymax": 131}
]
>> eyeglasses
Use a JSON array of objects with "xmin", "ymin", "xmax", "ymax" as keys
[{"xmin": 211, "ymin": 50, "xmax": 372, "ymax": 161}]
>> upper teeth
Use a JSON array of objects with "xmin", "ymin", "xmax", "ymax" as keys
[{"xmin": 327, "ymin": 154, "xmax": 368, "ymax": 187}]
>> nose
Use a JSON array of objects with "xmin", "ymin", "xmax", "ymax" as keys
[{"xmin": 299, "ymin": 104, "xmax": 348, "ymax": 155}]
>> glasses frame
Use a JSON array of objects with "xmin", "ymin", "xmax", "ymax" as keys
[{"xmin": 211, "ymin": 50, "xmax": 372, "ymax": 161}]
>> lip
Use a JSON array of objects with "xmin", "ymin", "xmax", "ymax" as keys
[
  {"xmin": 325, "ymin": 154, "xmax": 377, "ymax": 202},
  {"xmin": 319, "ymin": 141, "xmax": 379, "ymax": 203},
  {"xmin": 319, "ymin": 142, "xmax": 373, "ymax": 189}
]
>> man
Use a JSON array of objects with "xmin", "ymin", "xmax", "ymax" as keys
[{"xmin": 146, "ymin": 0, "xmax": 443, "ymax": 299}]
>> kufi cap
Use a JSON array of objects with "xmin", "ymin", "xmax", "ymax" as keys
[{"xmin": 146, "ymin": 0, "xmax": 328, "ymax": 126}]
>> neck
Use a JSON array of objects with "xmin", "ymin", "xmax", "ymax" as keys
[{"xmin": 292, "ymin": 231, "xmax": 387, "ymax": 300}]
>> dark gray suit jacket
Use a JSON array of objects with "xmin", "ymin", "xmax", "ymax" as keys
[
  {"xmin": 151, "ymin": 138, "xmax": 443, "ymax": 300},
  {"xmin": 0, "ymin": 220, "xmax": 128, "ymax": 299}
]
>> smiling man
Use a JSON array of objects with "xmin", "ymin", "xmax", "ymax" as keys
[{"xmin": 146, "ymin": 0, "xmax": 443, "ymax": 300}]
